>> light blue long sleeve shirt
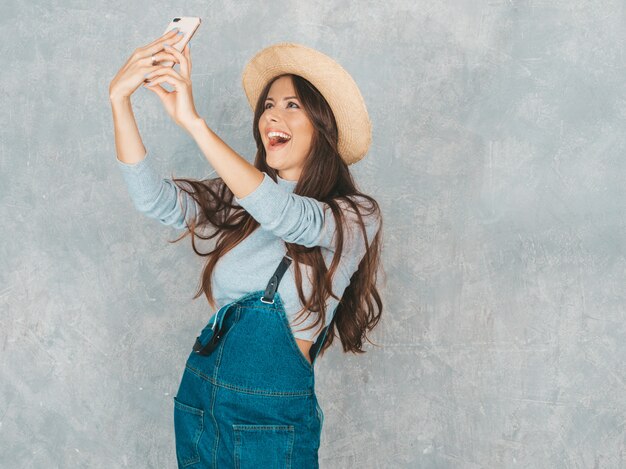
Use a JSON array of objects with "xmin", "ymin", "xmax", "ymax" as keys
[{"xmin": 116, "ymin": 151, "xmax": 380, "ymax": 342}]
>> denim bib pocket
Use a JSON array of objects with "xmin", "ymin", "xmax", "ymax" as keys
[{"xmin": 233, "ymin": 423, "xmax": 295, "ymax": 469}]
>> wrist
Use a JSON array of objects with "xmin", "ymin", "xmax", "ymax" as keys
[
  {"xmin": 110, "ymin": 95, "xmax": 131, "ymax": 107},
  {"xmin": 185, "ymin": 116, "xmax": 208, "ymax": 135}
]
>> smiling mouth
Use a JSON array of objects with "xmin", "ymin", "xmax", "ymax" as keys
[{"xmin": 267, "ymin": 135, "xmax": 291, "ymax": 150}]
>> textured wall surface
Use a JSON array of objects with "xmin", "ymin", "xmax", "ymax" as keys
[{"xmin": 1, "ymin": 1, "xmax": 625, "ymax": 467}]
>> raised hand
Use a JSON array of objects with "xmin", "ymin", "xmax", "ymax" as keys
[
  {"xmin": 142, "ymin": 41, "xmax": 201, "ymax": 130},
  {"xmin": 108, "ymin": 28, "xmax": 184, "ymax": 102}
]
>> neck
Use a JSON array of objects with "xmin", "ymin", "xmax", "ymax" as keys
[
  {"xmin": 276, "ymin": 172, "xmax": 298, "ymax": 192},
  {"xmin": 277, "ymin": 169, "xmax": 300, "ymax": 182}
]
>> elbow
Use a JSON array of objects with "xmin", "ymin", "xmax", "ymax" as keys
[{"xmin": 271, "ymin": 221, "xmax": 323, "ymax": 247}]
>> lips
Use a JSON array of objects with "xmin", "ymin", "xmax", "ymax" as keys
[
  {"xmin": 266, "ymin": 128, "xmax": 291, "ymax": 138},
  {"xmin": 265, "ymin": 129, "xmax": 292, "ymax": 151},
  {"xmin": 267, "ymin": 137, "xmax": 290, "ymax": 151}
]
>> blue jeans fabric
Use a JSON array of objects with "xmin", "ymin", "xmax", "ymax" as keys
[{"xmin": 173, "ymin": 285, "xmax": 328, "ymax": 468}]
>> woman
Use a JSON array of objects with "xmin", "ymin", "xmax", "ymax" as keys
[{"xmin": 109, "ymin": 29, "xmax": 384, "ymax": 468}]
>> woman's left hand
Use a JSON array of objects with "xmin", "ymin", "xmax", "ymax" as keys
[{"xmin": 143, "ymin": 42, "xmax": 201, "ymax": 131}]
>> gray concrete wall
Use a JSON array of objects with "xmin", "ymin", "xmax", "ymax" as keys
[{"xmin": 1, "ymin": 1, "xmax": 625, "ymax": 467}]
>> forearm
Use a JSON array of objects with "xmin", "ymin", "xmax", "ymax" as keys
[
  {"xmin": 110, "ymin": 97, "xmax": 147, "ymax": 165},
  {"xmin": 186, "ymin": 117, "xmax": 263, "ymax": 199}
]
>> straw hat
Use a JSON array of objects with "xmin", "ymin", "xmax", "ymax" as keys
[{"xmin": 241, "ymin": 42, "xmax": 372, "ymax": 166}]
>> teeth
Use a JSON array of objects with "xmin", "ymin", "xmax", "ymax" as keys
[{"xmin": 267, "ymin": 131, "xmax": 291, "ymax": 140}]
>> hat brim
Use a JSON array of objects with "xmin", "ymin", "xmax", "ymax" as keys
[{"xmin": 241, "ymin": 42, "xmax": 372, "ymax": 165}]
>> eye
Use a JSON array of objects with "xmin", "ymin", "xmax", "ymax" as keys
[{"xmin": 264, "ymin": 101, "xmax": 300, "ymax": 110}]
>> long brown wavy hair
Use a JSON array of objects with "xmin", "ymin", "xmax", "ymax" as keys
[{"xmin": 167, "ymin": 73, "xmax": 384, "ymax": 358}]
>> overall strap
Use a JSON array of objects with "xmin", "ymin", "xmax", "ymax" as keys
[
  {"xmin": 309, "ymin": 319, "xmax": 332, "ymax": 364},
  {"xmin": 309, "ymin": 326, "xmax": 330, "ymax": 365},
  {"xmin": 262, "ymin": 253, "xmax": 333, "ymax": 365},
  {"xmin": 260, "ymin": 255, "xmax": 292, "ymax": 304}
]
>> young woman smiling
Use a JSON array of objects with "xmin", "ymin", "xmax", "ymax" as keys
[{"xmin": 109, "ymin": 31, "xmax": 384, "ymax": 468}]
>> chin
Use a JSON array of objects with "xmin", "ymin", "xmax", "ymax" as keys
[
  {"xmin": 265, "ymin": 153, "xmax": 281, "ymax": 167},
  {"xmin": 263, "ymin": 154, "xmax": 280, "ymax": 167}
]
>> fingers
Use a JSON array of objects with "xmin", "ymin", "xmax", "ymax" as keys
[
  {"xmin": 143, "ymin": 74, "xmax": 184, "ymax": 94},
  {"xmin": 146, "ymin": 28, "xmax": 180, "ymax": 48},
  {"xmin": 139, "ymin": 52, "xmax": 176, "ymax": 84},
  {"xmin": 184, "ymin": 43, "xmax": 192, "ymax": 71},
  {"xmin": 144, "ymin": 67, "xmax": 185, "ymax": 88},
  {"xmin": 163, "ymin": 43, "xmax": 191, "ymax": 77},
  {"xmin": 158, "ymin": 31, "xmax": 185, "ymax": 52},
  {"xmin": 139, "ymin": 30, "xmax": 184, "ymax": 64},
  {"xmin": 147, "ymin": 51, "xmax": 178, "ymax": 66}
]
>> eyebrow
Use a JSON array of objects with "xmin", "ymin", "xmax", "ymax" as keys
[{"xmin": 265, "ymin": 96, "xmax": 298, "ymax": 102}]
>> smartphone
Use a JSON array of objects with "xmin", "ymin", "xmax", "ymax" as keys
[{"xmin": 158, "ymin": 17, "xmax": 201, "ymax": 67}]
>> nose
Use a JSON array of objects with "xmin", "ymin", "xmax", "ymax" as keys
[{"xmin": 264, "ymin": 106, "xmax": 282, "ymax": 123}]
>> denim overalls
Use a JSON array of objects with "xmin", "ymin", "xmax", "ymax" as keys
[{"xmin": 173, "ymin": 254, "xmax": 331, "ymax": 468}]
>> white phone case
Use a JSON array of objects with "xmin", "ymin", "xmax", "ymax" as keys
[{"xmin": 159, "ymin": 17, "xmax": 201, "ymax": 67}]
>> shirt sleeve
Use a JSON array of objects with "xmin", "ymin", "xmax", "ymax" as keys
[
  {"xmin": 234, "ymin": 171, "xmax": 381, "ymax": 275},
  {"xmin": 115, "ymin": 151, "xmax": 200, "ymax": 230}
]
